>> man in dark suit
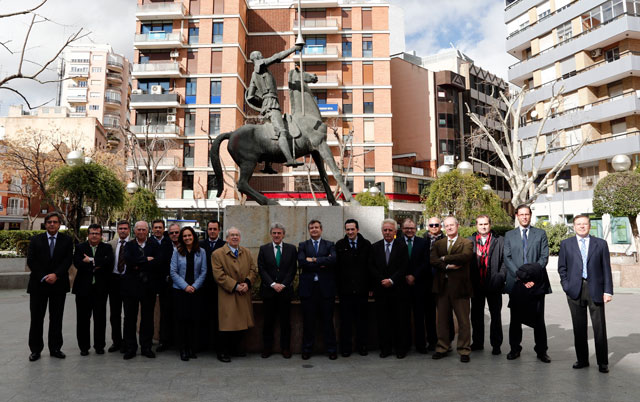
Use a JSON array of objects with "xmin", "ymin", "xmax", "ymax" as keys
[
  {"xmin": 369, "ymin": 219, "xmax": 410, "ymax": 358},
  {"xmin": 430, "ymin": 216, "xmax": 474, "ymax": 362},
  {"xmin": 298, "ymin": 219, "xmax": 338, "ymax": 360},
  {"xmin": 401, "ymin": 218, "xmax": 431, "ymax": 354},
  {"xmin": 150, "ymin": 219, "xmax": 174, "ymax": 352},
  {"xmin": 122, "ymin": 221, "xmax": 160, "ymax": 359},
  {"xmin": 258, "ymin": 222, "xmax": 297, "ymax": 359},
  {"xmin": 558, "ymin": 215, "xmax": 613, "ymax": 373},
  {"xmin": 335, "ymin": 218, "xmax": 372, "ymax": 357},
  {"xmin": 26, "ymin": 212, "xmax": 73, "ymax": 361},
  {"xmin": 468, "ymin": 215, "xmax": 506, "ymax": 355},
  {"xmin": 72, "ymin": 224, "xmax": 114, "ymax": 356},
  {"xmin": 106, "ymin": 220, "xmax": 130, "ymax": 353},
  {"xmin": 504, "ymin": 204, "xmax": 551, "ymax": 363},
  {"xmin": 199, "ymin": 219, "xmax": 226, "ymax": 352},
  {"xmin": 423, "ymin": 216, "xmax": 449, "ymax": 349}
]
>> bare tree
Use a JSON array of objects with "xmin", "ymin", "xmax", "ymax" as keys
[
  {"xmin": 0, "ymin": 0, "xmax": 89, "ymax": 109},
  {"xmin": 466, "ymin": 86, "xmax": 590, "ymax": 209}
]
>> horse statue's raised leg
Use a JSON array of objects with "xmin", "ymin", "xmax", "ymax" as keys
[
  {"xmin": 316, "ymin": 142, "xmax": 357, "ymax": 204},
  {"xmin": 311, "ymin": 150, "xmax": 337, "ymax": 206},
  {"xmin": 236, "ymin": 160, "xmax": 277, "ymax": 206}
]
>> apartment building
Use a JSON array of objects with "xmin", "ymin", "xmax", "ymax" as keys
[
  {"xmin": 505, "ymin": 0, "xmax": 640, "ymax": 252},
  {"xmin": 391, "ymin": 50, "xmax": 512, "ymax": 210},
  {"xmin": 57, "ymin": 44, "xmax": 132, "ymax": 150},
  {"xmin": 131, "ymin": 0, "xmax": 415, "ymax": 219}
]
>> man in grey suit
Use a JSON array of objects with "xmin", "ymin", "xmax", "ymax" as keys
[
  {"xmin": 558, "ymin": 215, "xmax": 613, "ymax": 373},
  {"xmin": 504, "ymin": 204, "xmax": 551, "ymax": 363}
]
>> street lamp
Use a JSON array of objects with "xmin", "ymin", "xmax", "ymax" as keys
[
  {"xmin": 557, "ymin": 179, "xmax": 569, "ymax": 224},
  {"xmin": 436, "ymin": 165, "xmax": 451, "ymax": 177},
  {"xmin": 545, "ymin": 194, "xmax": 553, "ymax": 224},
  {"xmin": 369, "ymin": 186, "xmax": 380, "ymax": 197},
  {"xmin": 126, "ymin": 182, "xmax": 139, "ymax": 195},
  {"xmin": 482, "ymin": 184, "xmax": 492, "ymax": 192},
  {"xmin": 612, "ymin": 154, "xmax": 632, "ymax": 172},
  {"xmin": 215, "ymin": 197, "xmax": 222, "ymax": 222},
  {"xmin": 457, "ymin": 161, "xmax": 473, "ymax": 175},
  {"xmin": 66, "ymin": 150, "xmax": 84, "ymax": 166}
]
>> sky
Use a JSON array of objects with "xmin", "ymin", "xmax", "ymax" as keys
[{"xmin": 0, "ymin": 0, "xmax": 518, "ymax": 115}]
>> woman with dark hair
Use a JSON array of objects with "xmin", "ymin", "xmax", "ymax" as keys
[{"xmin": 170, "ymin": 226, "xmax": 207, "ymax": 361}]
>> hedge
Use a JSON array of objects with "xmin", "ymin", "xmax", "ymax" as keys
[
  {"xmin": 0, "ymin": 229, "xmax": 88, "ymax": 251},
  {"xmin": 417, "ymin": 225, "xmax": 514, "ymax": 239}
]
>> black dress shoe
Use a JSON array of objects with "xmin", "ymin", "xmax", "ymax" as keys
[
  {"xmin": 261, "ymin": 350, "xmax": 272, "ymax": 358},
  {"xmin": 80, "ymin": 350, "xmax": 89, "ymax": 356},
  {"xmin": 573, "ymin": 361, "xmax": 590, "ymax": 369},
  {"xmin": 180, "ymin": 350, "xmax": 189, "ymax": 361},
  {"xmin": 282, "ymin": 350, "xmax": 292, "ymax": 359},
  {"xmin": 492, "ymin": 347, "xmax": 502, "ymax": 355},
  {"xmin": 141, "ymin": 349, "xmax": 156, "ymax": 358},
  {"xmin": 217, "ymin": 354, "xmax": 231, "ymax": 363},
  {"xmin": 50, "ymin": 350, "xmax": 66, "ymax": 359},
  {"xmin": 358, "ymin": 347, "xmax": 368, "ymax": 356},
  {"xmin": 460, "ymin": 355, "xmax": 470, "ymax": 363},
  {"xmin": 328, "ymin": 352, "xmax": 338, "ymax": 360},
  {"xmin": 301, "ymin": 352, "xmax": 311, "ymax": 360},
  {"xmin": 506, "ymin": 351, "xmax": 520, "ymax": 360},
  {"xmin": 379, "ymin": 351, "xmax": 391, "ymax": 358},
  {"xmin": 599, "ymin": 364, "xmax": 609, "ymax": 373},
  {"xmin": 155, "ymin": 343, "xmax": 170, "ymax": 352},
  {"xmin": 95, "ymin": 348, "xmax": 104, "ymax": 355},
  {"xmin": 432, "ymin": 351, "xmax": 447, "ymax": 360},
  {"xmin": 470, "ymin": 344, "xmax": 484, "ymax": 351},
  {"xmin": 341, "ymin": 351, "xmax": 351, "ymax": 358},
  {"xmin": 537, "ymin": 353, "xmax": 551, "ymax": 363},
  {"xmin": 108, "ymin": 344, "xmax": 120, "ymax": 353},
  {"xmin": 396, "ymin": 353, "xmax": 406, "ymax": 359},
  {"xmin": 29, "ymin": 352, "xmax": 41, "ymax": 362},
  {"xmin": 123, "ymin": 351, "xmax": 136, "ymax": 360}
]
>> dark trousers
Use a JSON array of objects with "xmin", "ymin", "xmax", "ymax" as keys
[
  {"xmin": 172, "ymin": 289, "xmax": 200, "ymax": 352},
  {"xmin": 408, "ymin": 283, "xmax": 427, "ymax": 350},
  {"xmin": 338, "ymin": 293, "xmax": 368, "ymax": 354},
  {"xmin": 301, "ymin": 282, "xmax": 337, "ymax": 354},
  {"xmin": 567, "ymin": 280, "xmax": 608, "ymax": 365},
  {"xmin": 219, "ymin": 330, "xmax": 245, "ymax": 356},
  {"xmin": 509, "ymin": 295, "xmax": 547, "ymax": 355},
  {"xmin": 158, "ymin": 282, "xmax": 173, "ymax": 345},
  {"xmin": 198, "ymin": 280, "xmax": 218, "ymax": 352},
  {"xmin": 471, "ymin": 289, "xmax": 503, "ymax": 348},
  {"xmin": 375, "ymin": 290, "xmax": 409, "ymax": 355},
  {"xmin": 29, "ymin": 291, "xmax": 66, "ymax": 353},
  {"xmin": 424, "ymin": 291, "xmax": 440, "ymax": 347},
  {"xmin": 262, "ymin": 294, "xmax": 292, "ymax": 351},
  {"xmin": 75, "ymin": 289, "xmax": 108, "ymax": 352},
  {"xmin": 107, "ymin": 273, "xmax": 124, "ymax": 347},
  {"xmin": 122, "ymin": 287, "xmax": 156, "ymax": 353},
  {"xmin": 436, "ymin": 290, "xmax": 471, "ymax": 356}
]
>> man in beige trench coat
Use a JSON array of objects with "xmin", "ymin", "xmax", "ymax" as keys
[{"xmin": 211, "ymin": 227, "xmax": 258, "ymax": 362}]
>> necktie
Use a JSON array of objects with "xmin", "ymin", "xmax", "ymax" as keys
[
  {"xmin": 407, "ymin": 238, "xmax": 413, "ymax": 257},
  {"xmin": 210, "ymin": 241, "xmax": 215, "ymax": 250},
  {"xmin": 522, "ymin": 229, "xmax": 528, "ymax": 264},
  {"xmin": 275, "ymin": 244, "xmax": 281, "ymax": 267},
  {"xmin": 385, "ymin": 243, "xmax": 391, "ymax": 264},
  {"xmin": 313, "ymin": 240, "xmax": 319, "ymax": 255},
  {"xmin": 234, "ymin": 249, "xmax": 238, "ymax": 258},
  {"xmin": 447, "ymin": 239, "xmax": 454, "ymax": 254},
  {"xmin": 580, "ymin": 238, "xmax": 588, "ymax": 279},
  {"xmin": 117, "ymin": 240, "xmax": 126, "ymax": 273},
  {"xmin": 350, "ymin": 240, "xmax": 356, "ymax": 250},
  {"xmin": 49, "ymin": 236, "xmax": 55, "ymax": 258}
]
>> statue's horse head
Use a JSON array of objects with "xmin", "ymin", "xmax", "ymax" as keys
[{"xmin": 288, "ymin": 68, "xmax": 322, "ymax": 120}]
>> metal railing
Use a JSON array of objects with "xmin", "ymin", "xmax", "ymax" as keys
[
  {"xmin": 293, "ymin": 18, "xmax": 339, "ymax": 29},
  {"xmin": 310, "ymin": 74, "xmax": 339, "ymax": 84},
  {"xmin": 133, "ymin": 62, "xmax": 181, "ymax": 73},
  {"xmin": 6, "ymin": 207, "xmax": 26, "ymax": 216},
  {"xmin": 530, "ymin": 130, "xmax": 640, "ymax": 158},
  {"xmin": 134, "ymin": 32, "xmax": 184, "ymax": 44},
  {"xmin": 136, "ymin": 2, "xmax": 185, "ymax": 15},
  {"xmin": 506, "ymin": 1, "xmax": 575, "ymax": 39},
  {"xmin": 130, "ymin": 124, "xmax": 182, "ymax": 135}
]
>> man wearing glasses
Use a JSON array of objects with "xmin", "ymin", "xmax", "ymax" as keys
[
  {"xmin": 107, "ymin": 220, "xmax": 130, "ymax": 353},
  {"xmin": 27, "ymin": 212, "xmax": 73, "ymax": 361},
  {"xmin": 423, "ymin": 216, "xmax": 449, "ymax": 350},
  {"xmin": 151, "ymin": 219, "xmax": 174, "ymax": 353}
]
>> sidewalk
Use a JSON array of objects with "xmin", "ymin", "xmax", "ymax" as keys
[{"xmin": 0, "ymin": 289, "xmax": 639, "ymax": 402}]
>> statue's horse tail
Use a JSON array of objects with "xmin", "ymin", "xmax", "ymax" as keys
[{"xmin": 210, "ymin": 131, "xmax": 233, "ymax": 198}]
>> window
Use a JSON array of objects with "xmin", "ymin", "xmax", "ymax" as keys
[
  {"xmin": 438, "ymin": 113, "xmax": 454, "ymax": 128},
  {"xmin": 90, "ymin": 80, "xmax": 100, "ymax": 85},
  {"xmin": 361, "ymin": 7, "xmax": 372, "ymax": 30},
  {"xmin": 506, "ymin": 12, "xmax": 530, "ymax": 36},
  {"xmin": 155, "ymin": 182, "xmax": 166, "ymax": 199},
  {"xmin": 211, "ymin": 50, "xmax": 222, "ymax": 73},
  {"xmin": 182, "ymin": 171, "xmax": 194, "ymax": 199},
  {"xmin": 89, "ymin": 105, "xmax": 100, "ymax": 110},
  {"xmin": 538, "ymin": 32, "xmax": 554, "ymax": 53},
  {"xmin": 92, "ymin": 54, "xmax": 104, "ymax": 61},
  {"xmin": 342, "ymin": 62, "xmax": 352, "ymax": 85},
  {"xmin": 342, "ymin": 90, "xmax": 353, "ymax": 114},
  {"xmin": 184, "ymin": 141, "xmax": 195, "ymax": 168},
  {"xmin": 213, "ymin": 22, "xmax": 223, "ymax": 43},
  {"xmin": 394, "ymin": 176, "xmax": 407, "ymax": 194},
  {"xmin": 439, "ymin": 139, "xmax": 454, "ymax": 153},
  {"xmin": 185, "ymin": 110, "xmax": 196, "ymax": 136},
  {"xmin": 611, "ymin": 117, "xmax": 627, "ymax": 136},
  {"xmin": 210, "ymin": 81, "xmax": 221, "ymax": 103},
  {"xmin": 582, "ymin": 6, "xmax": 603, "ymax": 30},
  {"xmin": 363, "ymin": 62, "xmax": 373, "ymax": 85},
  {"xmin": 560, "ymin": 56, "xmax": 576, "ymax": 79},
  {"xmin": 303, "ymin": 35, "xmax": 327, "ymax": 55},
  {"xmin": 537, "ymin": 1, "xmax": 551, "ymax": 21},
  {"xmin": 77, "ymin": 81, "xmax": 88, "ymax": 88},
  {"xmin": 608, "ymin": 80, "xmax": 623, "ymax": 97},
  {"xmin": 363, "ymin": 90, "xmax": 374, "ymax": 113},
  {"xmin": 209, "ymin": 111, "xmax": 220, "ymax": 135},
  {"xmin": 342, "ymin": 35, "xmax": 352, "ymax": 57},
  {"xmin": 362, "ymin": 36, "xmax": 373, "ymax": 58},
  {"xmin": 630, "ymin": 0, "xmax": 640, "ymax": 16},
  {"xmin": 138, "ymin": 79, "xmax": 170, "ymax": 94},
  {"xmin": 75, "ymin": 105, "xmax": 86, "ymax": 112},
  {"xmin": 313, "ymin": 90, "xmax": 327, "ymax": 105},
  {"xmin": 141, "ymin": 22, "xmax": 173, "ymax": 34},
  {"xmin": 342, "ymin": 8, "xmax": 352, "ymax": 30},
  {"xmin": 579, "ymin": 165, "xmax": 599, "ymax": 189},
  {"xmin": 611, "ymin": 217, "xmax": 632, "ymax": 244},
  {"xmin": 605, "ymin": 47, "xmax": 620, "ymax": 63},
  {"xmin": 364, "ymin": 146, "xmax": 375, "ymax": 171},
  {"xmin": 556, "ymin": 21, "xmax": 572, "ymax": 43},
  {"xmin": 91, "ymin": 67, "xmax": 102, "ymax": 73},
  {"xmin": 207, "ymin": 174, "xmax": 218, "ymax": 198},
  {"xmin": 188, "ymin": 26, "xmax": 199, "ymax": 44},
  {"xmin": 364, "ymin": 118, "xmax": 375, "ymax": 142},
  {"xmin": 186, "ymin": 79, "xmax": 197, "ymax": 104}
]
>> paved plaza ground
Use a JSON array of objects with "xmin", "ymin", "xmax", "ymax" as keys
[{"xmin": 1, "ymin": 288, "xmax": 639, "ymax": 402}]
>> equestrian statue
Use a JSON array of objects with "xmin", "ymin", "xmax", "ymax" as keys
[{"xmin": 209, "ymin": 43, "xmax": 357, "ymax": 206}]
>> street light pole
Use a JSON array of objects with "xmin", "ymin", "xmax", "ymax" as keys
[{"xmin": 557, "ymin": 179, "xmax": 568, "ymax": 224}]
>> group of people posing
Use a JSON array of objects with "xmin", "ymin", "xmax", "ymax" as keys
[{"xmin": 26, "ymin": 204, "xmax": 613, "ymax": 373}]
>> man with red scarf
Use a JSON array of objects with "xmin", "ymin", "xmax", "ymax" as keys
[{"xmin": 467, "ymin": 215, "xmax": 506, "ymax": 355}]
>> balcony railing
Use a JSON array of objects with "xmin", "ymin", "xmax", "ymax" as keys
[
  {"xmin": 506, "ymin": 1, "xmax": 575, "ymax": 39},
  {"xmin": 127, "ymin": 156, "xmax": 180, "ymax": 170},
  {"xmin": 104, "ymin": 96, "xmax": 122, "ymax": 105},
  {"xmin": 293, "ymin": 17, "xmax": 339, "ymax": 31},
  {"xmin": 107, "ymin": 55, "xmax": 124, "ymax": 69},
  {"xmin": 106, "ymin": 72, "xmax": 123, "ymax": 81},
  {"xmin": 136, "ymin": 2, "xmax": 186, "ymax": 19},
  {"xmin": 132, "ymin": 62, "xmax": 181, "ymax": 76},
  {"xmin": 130, "ymin": 124, "xmax": 182, "ymax": 136},
  {"xmin": 134, "ymin": 32, "xmax": 185, "ymax": 48},
  {"xmin": 6, "ymin": 207, "xmax": 26, "ymax": 216}
]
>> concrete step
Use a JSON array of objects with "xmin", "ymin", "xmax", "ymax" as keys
[{"xmin": 0, "ymin": 272, "xmax": 29, "ymax": 290}]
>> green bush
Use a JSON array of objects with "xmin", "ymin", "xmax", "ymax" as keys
[
  {"xmin": 15, "ymin": 240, "xmax": 30, "ymax": 257},
  {"xmin": 0, "ymin": 230, "xmax": 44, "ymax": 251},
  {"xmin": 535, "ymin": 221, "xmax": 572, "ymax": 255},
  {"xmin": 419, "ymin": 225, "xmax": 513, "ymax": 240}
]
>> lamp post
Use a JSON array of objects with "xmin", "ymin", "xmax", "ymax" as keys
[
  {"xmin": 126, "ymin": 182, "xmax": 139, "ymax": 225},
  {"xmin": 612, "ymin": 154, "xmax": 632, "ymax": 172},
  {"xmin": 482, "ymin": 184, "xmax": 492, "ymax": 192},
  {"xmin": 436, "ymin": 165, "xmax": 451, "ymax": 177},
  {"xmin": 545, "ymin": 194, "xmax": 553, "ymax": 224},
  {"xmin": 557, "ymin": 179, "xmax": 569, "ymax": 224},
  {"xmin": 457, "ymin": 161, "xmax": 473, "ymax": 175},
  {"xmin": 66, "ymin": 150, "xmax": 86, "ymax": 239}
]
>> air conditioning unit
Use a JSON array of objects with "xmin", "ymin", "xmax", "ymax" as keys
[
  {"xmin": 150, "ymin": 85, "xmax": 163, "ymax": 95},
  {"xmin": 586, "ymin": 177, "xmax": 594, "ymax": 184},
  {"xmin": 167, "ymin": 108, "xmax": 177, "ymax": 114},
  {"xmin": 590, "ymin": 48, "xmax": 602, "ymax": 58},
  {"xmin": 166, "ymin": 115, "xmax": 176, "ymax": 123},
  {"xmin": 131, "ymin": 89, "xmax": 143, "ymax": 95},
  {"xmin": 170, "ymin": 50, "xmax": 179, "ymax": 58}
]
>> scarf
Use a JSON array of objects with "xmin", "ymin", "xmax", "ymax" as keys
[{"xmin": 475, "ymin": 233, "xmax": 492, "ymax": 287}]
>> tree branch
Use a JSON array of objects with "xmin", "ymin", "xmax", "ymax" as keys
[{"xmin": 0, "ymin": 0, "xmax": 47, "ymax": 19}]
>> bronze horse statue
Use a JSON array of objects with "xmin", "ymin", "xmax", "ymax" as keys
[{"xmin": 210, "ymin": 68, "xmax": 356, "ymax": 206}]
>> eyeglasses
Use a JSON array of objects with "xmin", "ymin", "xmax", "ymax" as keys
[
  {"xmin": 46, "ymin": 220, "xmax": 60, "ymax": 224},
  {"xmin": 169, "ymin": 231, "xmax": 179, "ymax": 235},
  {"xmin": 429, "ymin": 224, "xmax": 440, "ymax": 228},
  {"xmin": 88, "ymin": 232, "xmax": 101, "ymax": 236}
]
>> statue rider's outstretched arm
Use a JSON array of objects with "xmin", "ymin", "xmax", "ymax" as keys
[{"xmin": 264, "ymin": 45, "xmax": 302, "ymax": 67}]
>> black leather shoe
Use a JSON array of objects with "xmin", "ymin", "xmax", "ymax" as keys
[
  {"xmin": 282, "ymin": 350, "xmax": 292, "ymax": 359},
  {"xmin": 379, "ymin": 350, "xmax": 391, "ymax": 358},
  {"xmin": 301, "ymin": 352, "xmax": 311, "ymax": 360},
  {"xmin": 358, "ymin": 347, "xmax": 368, "ymax": 356},
  {"xmin": 341, "ymin": 351, "xmax": 351, "ymax": 358},
  {"xmin": 108, "ymin": 344, "xmax": 121, "ymax": 353},
  {"xmin": 80, "ymin": 350, "xmax": 89, "ymax": 356},
  {"xmin": 217, "ymin": 354, "xmax": 231, "ymax": 363},
  {"xmin": 506, "ymin": 351, "xmax": 520, "ymax": 360},
  {"xmin": 432, "ymin": 351, "xmax": 447, "ymax": 360},
  {"xmin": 396, "ymin": 352, "xmax": 406, "ymax": 359},
  {"xmin": 492, "ymin": 347, "xmax": 502, "ymax": 355},
  {"xmin": 470, "ymin": 344, "xmax": 484, "ymax": 351},
  {"xmin": 123, "ymin": 351, "xmax": 136, "ymax": 360},
  {"xmin": 95, "ymin": 348, "xmax": 104, "ymax": 355},
  {"xmin": 328, "ymin": 352, "xmax": 338, "ymax": 360},
  {"xmin": 599, "ymin": 364, "xmax": 609, "ymax": 373},
  {"xmin": 573, "ymin": 361, "xmax": 589, "ymax": 369},
  {"xmin": 261, "ymin": 350, "xmax": 272, "ymax": 358},
  {"xmin": 155, "ymin": 343, "xmax": 170, "ymax": 352},
  {"xmin": 141, "ymin": 349, "xmax": 156, "ymax": 358},
  {"xmin": 537, "ymin": 353, "xmax": 551, "ymax": 363},
  {"xmin": 460, "ymin": 355, "xmax": 470, "ymax": 363},
  {"xmin": 29, "ymin": 352, "xmax": 41, "ymax": 362},
  {"xmin": 50, "ymin": 350, "xmax": 66, "ymax": 359},
  {"xmin": 180, "ymin": 350, "xmax": 189, "ymax": 361}
]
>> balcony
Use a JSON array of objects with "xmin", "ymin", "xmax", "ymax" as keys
[
  {"xmin": 68, "ymin": 69, "xmax": 89, "ymax": 78},
  {"xmin": 70, "ymin": 111, "xmax": 87, "ymax": 117},
  {"xmin": 66, "ymin": 90, "xmax": 87, "ymax": 103},
  {"xmin": 308, "ymin": 74, "xmax": 339, "ymax": 89},
  {"xmin": 293, "ymin": 18, "xmax": 339, "ymax": 34},
  {"xmin": 292, "ymin": 45, "xmax": 339, "ymax": 61},
  {"xmin": 299, "ymin": 0, "xmax": 339, "ymax": 7},
  {"xmin": 127, "ymin": 156, "xmax": 180, "ymax": 171},
  {"xmin": 132, "ymin": 62, "xmax": 182, "ymax": 78},
  {"xmin": 131, "ymin": 92, "xmax": 181, "ymax": 109},
  {"xmin": 104, "ymin": 91, "xmax": 122, "ymax": 109},
  {"xmin": 131, "ymin": 124, "xmax": 182, "ymax": 139},
  {"xmin": 106, "ymin": 72, "xmax": 123, "ymax": 83},
  {"xmin": 134, "ymin": 32, "xmax": 185, "ymax": 50},
  {"xmin": 318, "ymin": 103, "xmax": 339, "ymax": 117},
  {"xmin": 136, "ymin": 2, "xmax": 186, "ymax": 20},
  {"xmin": 6, "ymin": 207, "xmax": 26, "ymax": 216},
  {"xmin": 107, "ymin": 54, "xmax": 124, "ymax": 71},
  {"xmin": 103, "ymin": 115, "xmax": 120, "ymax": 130}
]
